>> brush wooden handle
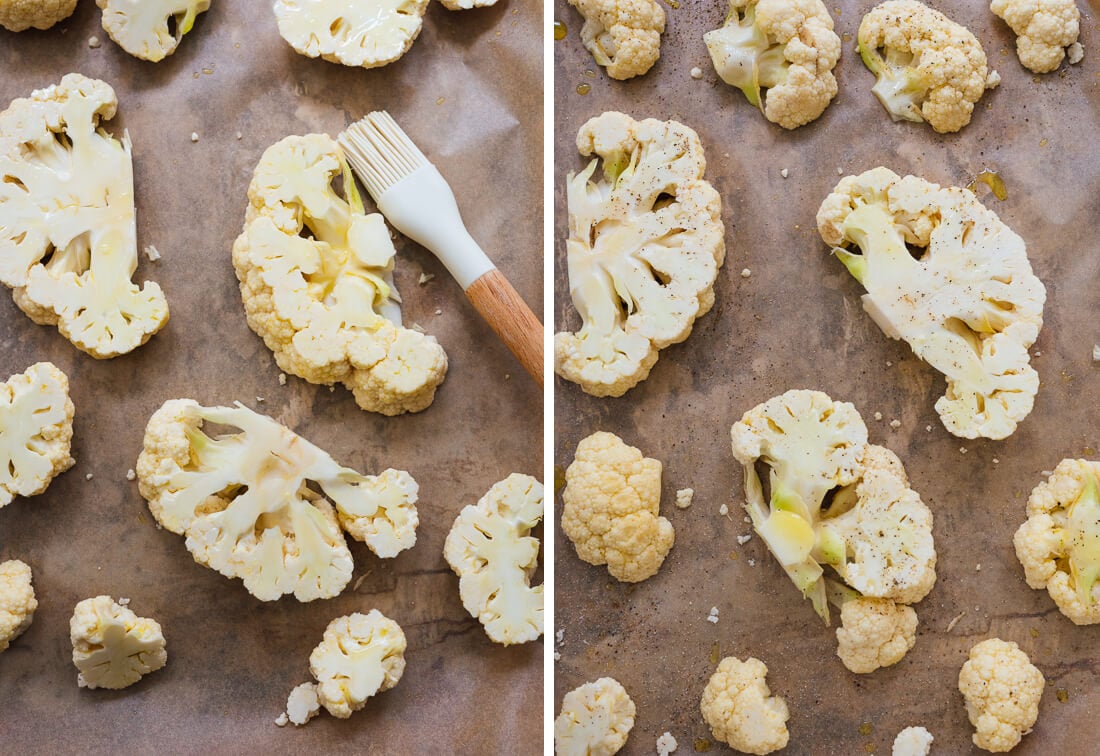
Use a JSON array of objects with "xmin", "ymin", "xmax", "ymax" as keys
[{"xmin": 465, "ymin": 269, "xmax": 544, "ymax": 386}]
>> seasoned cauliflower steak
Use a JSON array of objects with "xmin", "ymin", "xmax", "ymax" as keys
[
  {"xmin": 554, "ymin": 677, "xmax": 636, "ymax": 756},
  {"xmin": 96, "ymin": 0, "xmax": 210, "ymax": 61},
  {"xmin": 991, "ymin": 0, "xmax": 1081, "ymax": 73},
  {"xmin": 705, "ymin": 0, "xmax": 841, "ymax": 129},
  {"xmin": 444, "ymin": 474, "xmax": 544, "ymax": 645},
  {"xmin": 555, "ymin": 112, "xmax": 725, "ymax": 396},
  {"xmin": 0, "ymin": 362, "xmax": 74, "ymax": 509},
  {"xmin": 958, "ymin": 638, "xmax": 1044, "ymax": 753},
  {"xmin": 700, "ymin": 656, "xmax": 789, "ymax": 755},
  {"xmin": 273, "ymin": 0, "xmax": 429, "ymax": 69},
  {"xmin": 70, "ymin": 596, "xmax": 167, "ymax": 690},
  {"xmin": 0, "ymin": 0, "xmax": 76, "ymax": 31},
  {"xmin": 561, "ymin": 431, "xmax": 674, "ymax": 582},
  {"xmin": 817, "ymin": 168, "xmax": 1046, "ymax": 440},
  {"xmin": 307, "ymin": 610, "xmax": 407, "ymax": 719},
  {"xmin": 136, "ymin": 400, "xmax": 419, "ymax": 602},
  {"xmin": 234, "ymin": 134, "xmax": 447, "ymax": 416},
  {"xmin": 568, "ymin": 0, "xmax": 665, "ymax": 80},
  {"xmin": 0, "ymin": 559, "xmax": 37, "ymax": 653},
  {"xmin": 835, "ymin": 594, "xmax": 917, "ymax": 674},
  {"xmin": 0, "ymin": 74, "xmax": 169, "ymax": 358},
  {"xmin": 858, "ymin": 0, "xmax": 994, "ymax": 133}
]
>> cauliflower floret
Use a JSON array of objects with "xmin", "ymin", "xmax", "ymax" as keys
[
  {"xmin": 0, "ymin": 362, "xmax": 74, "ymax": 509},
  {"xmin": 0, "ymin": 74, "xmax": 169, "ymax": 358},
  {"xmin": 656, "ymin": 731, "xmax": 678, "ymax": 755},
  {"xmin": 991, "ymin": 0, "xmax": 1080, "ymax": 73},
  {"xmin": 817, "ymin": 168, "xmax": 1046, "ymax": 441},
  {"xmin": 0, "ymin": 560, "xmax": 37, "ymax": 653},
  {"xmin": 561, "ymin": 431, "xmax": 674, "ymax": 582},
  {"xmin": 309, "ymin": 610, "xmax": 406, "ymax": 719},
  {"xmin": 0, "ymin": 0, "xmax": 76, "ymax": 30},
  {"xmin": 285, "ymin": 681, "xmax": 321, "ymax": 726},
  {"xmin": 96, "ymin": 0, "xmax": 210, "ymax": 61},
  {"xmin": 700, "ymin": 656, "xmax": 789, "ymax": 755},
  {"xmin": 70, "ymin": 596, "xmax": 167, "ymax": 690},
  {"xmin": 234, "ymin": 134, "xmax": 446, "ymax": 416},
  {"xmin": 554, "ymin": 677, "xmax": 636, "ymax": 756},
  {"xmin": 568, "ymin": 0, "xmax": 665, "ymax": 80},
  {"xmin": 1014, "ymin": 459, "xmax": 1100, "ymax": 624},
  {"xmin": 704, "ymin": 0, "xmax": 842, "ymax": 129},
  {"xmin": 892, "ymin": 726, "xmax": 934, "ymax": 756},
  {"xmin": 958, "ymin": 638, "xmax": 1044, "ymax": 753},
  {"xmin": 444, "ymin": 474, "xmax": 544, "ymax": 645},
  {"xmin": 136, "ymin": 400, "xmax": 419, "ymax": 602},
  {"xmin": 555, "ymin": 112, "xmax": 725, "ymax": 397},
  {"xmin": 835, "ymin": 595, "xmax": 917, "ymax": 674},
  {"xmin": 273, "ymin": 0, "xmax": 429, "ymax": 69},
  {"xmin": 858, "ymin": 0, "xmax": 993, "ymax": 133}
]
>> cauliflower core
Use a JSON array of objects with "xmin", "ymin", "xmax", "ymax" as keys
[
  {"xmin": 0, "ymin": 559, "xmax": 37, "ymax": 653},
  {"xmin": 0, "ymin": 0, "xmax": 76, "ymax": 30},
  {"xmin": 0, "ymin": 362, "xmax": 74, "ymax": 509},
  {"xmin": 70, "ymin": 596, "xmax": 167, "ymax": 690},
  {"xmin": 0, "ymin": 74, "xmax": 169, "ymax": 358},
  {"xmin": 818, "ymin": 168, "xmax": 1046, "ymax": 440},
  {"xmin": 561, "ymin": 431, "xmax": 675, "ymax": 582},
  {"xmin": 136, "ymin": 400, "xmax": 419, "ymax": 602},
  {"xmin": 835, "ymin": 595, "xmax": 917, "ymax": 674},
  {"xmin": 704, "ymin": 0, "xmax": 842, "ymax": 129},
  {"xmin": 444, "ymin": 474, "xmax": 544, "ymax": 645},
  {"xmin": 958, "ymin": 638, "xmax": 1044, "ymax": 753},
  {"xmin": 234, "ymin": 134, "xmax": 446, "ymax": 416},
  {"xmin": 568, "ymin": 0, "xmax": 665, "ymax": 80},
  {"xmin": 307, "ymin": 610, "xmax": 406, "ymax": 719},
  {"xmin": 554, "ymin": 677, "xmax": 636, "ymax": 756},
  {"xmin": 991, "ymin": 0, "xmax": 1081, "ymax": 73},
  {"xmin": 700, "ymin": 656, "xmax": 789, "ymax": 755},
  {"xmin": 96, "ymin": 0, "xmax": 210, "ymax": 61},
  {"xmin": 273, "ymin": 0, "xmax": 429, "ymax": 69},
  {"xmin": 555, "ymin": 112, "xmax": 725, "ymax": 397}
]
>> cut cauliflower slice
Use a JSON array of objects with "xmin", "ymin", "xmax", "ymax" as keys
[
  {"xmin": 555, "ymin": 112, "xmax": 725, "ymax": 397},
  {"xmin": 0, "ymin": 559, "xmax": 37, "ymax": 653},
  {"xmin": 136, "ymin": 399, "xmax": 419, "ymax": 602},
  {"xmin": 234, "ymin": 134, "xmax": 446, "ymax": 416},
  {"xmin": 833, "ymin": 588, "xmax": 918, "ymax": 674},
  {"xmin": 817, "ymin": 167, "xmax": 1046, "ymax": 440},
  {"xmin": 96, "ymin": 0, "xmax": 210, "ymax": 61},
  {"xmin": 704, "ymin": 0, "xmax": 842, "ymax": 129},
  {"xmin": 0, "ymin": 0, "xmax": 76, "ymax": 30},
  {"xmin": 1014, "ymin": 459, "xmax": 1100, "ymax": 624},
  {"xmin": 700, "ymin": 656, "xmax": 789, "ymax": 756},
  {"xmin": 273, "ymin": 0, "xmax": 429, "ymax": 69},
  {"xmin": 858, "ymin": 0, "xmax": 993, "ymax": 133},
  {"xmin": 958, "ymin": 638, "xmax": 1044, "ymax": 753},
  {"xmin": 70, "ymin": 596, "xmax": 167, "ymax": 690},
  {"xmin": 0, "ymin": 362, "xmax": 74, "ymax": 509},
  {"xmin": 568, "ymin": 0, "xmax": 665, "ymax": 80},
  {"xmin": 443, "ymin": 474, "xmax": 544, "ymax": 645},
  {"xmin": 439, "ymin": 0, "xmax": 496, "ymax": 9},
  {"xmin": 554, "ymin": 677, "xmax": 636, "ymax": 756},
  {"xmin": 892, "ymin": 726, "xmax": 934, "ymax": 756},
  {"xmin": 561, "ymin": 431, "xmax": 674, "ymax": 582},
  {"xmin": 309, "ymin": 610, "xmax": 406, "ymax": 719},
  {"xmin": 991, "ymin": 0, "xmax": 1080, "ymax": 73},
  {"xmin": 0, "ymin": 74, "xmax": 169, "ymax": 358}
]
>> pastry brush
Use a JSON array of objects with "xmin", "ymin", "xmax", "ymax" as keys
[{"xmin": 338, "ymin": 112, "xmax": 544, "ymax": 386}]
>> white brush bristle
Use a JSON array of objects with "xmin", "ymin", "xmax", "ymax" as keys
[{"xmin": 338, "ymin": 112, "xmax": 430, "ymax": 201}]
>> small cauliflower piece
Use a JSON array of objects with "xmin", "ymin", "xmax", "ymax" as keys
[
  {"xmin": 561, "ymin": 431, "xmax": 674, "ymax": 582},
  {"xmin": 991, "ymin": 0, "xmax": 1080, "ymax": 73},
  {"xmin": 656, "ymin": 731, "xmax": 678, "ymax": 755},
  {"xmin": 0, "ymin": 560, "xmax": 37, "ymax": 653},
  {"xmin": 700, "ymin": 656, "xmax": 789, "ymax": 755},
  {"xmin": 439, "ymin": 0, "xmax": 496, "ymax": 9},
  {"xmin": 704, "ymin": 0, "xmax": 842, "ymax": 129},
  {"xmin": 96, "ymin": 0, "xmax": 210, "ymax": 62},
  {"xmin": 285, "ymin": 682, "xmax": 321, "ymax": 725},
  {"xmin": 958, "ymin": 638, "xmax": 1044, "ymax": 753},
  {"xmin": 444, "ymin": 474, "xmax": 544, "ymax": 645},
  {"xmin": 70, "ymin": 596, "xmax": 167, "ymax": 690},
  {"xmin": 0, "ymin": 362, "xmax": 74, "ymax": 509},
  {"xmin": 892, "ymin": 726, "xmax": 934, "ymax": 756},
  {"xmin": 309, "ymin": 610, "xmax": 406, "ymax": 719},
  {"xmin": 858, "ymin": 0, "xmax": 993, "ymax": 133},
  {"xmin": 817, "ymin": 168, "xmax": 1046, "ymax": 440},
  {"xmin": 834, "ymin": 591, "xmax": 918, "ymax": 674},
  {"xmin": 0, "ymin": 0, "xmax": 76, "ymax": 30},
  {"xmin": 273, "ymin": 0, "xmax": 429, "ymax": 69},
  {"xmin": 555, "ymin": 112, "xmax": 725, "ymax": 396},
  {"xmin": 136, "ymin": 400, "xmax": 419, "ymax": 602},
  {"xmin": 554, "ymin": 677, "xmax": 636, "ymax": 756},
  {"xmin": 568, "ymin": 0, "xmax": 665, "ymax": 80},
  {"xmin": 234, "ymin": 134, "xmax": 446, "ymax": 416}
]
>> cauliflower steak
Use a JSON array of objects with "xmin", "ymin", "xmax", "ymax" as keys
[
  {"xmin": 96, "ymin": 0, "xmax": 210, "ymax": 61},
  {"xmin": 0, "ymin": 362, "xmax": 74, "ymax": 509},
  {"xmin": 273, "ymin": 0, "xmax": 429, "ymax": 69}
]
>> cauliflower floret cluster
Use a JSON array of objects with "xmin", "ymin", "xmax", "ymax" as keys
[
  {"xmin": 274, "ymin": 0, "xmax": 429, "ymax": 69},
  {"xmin": 561, "ymin": 431, "xmax": 675, "ymax": 583},
  {"xmin": 0, "ymin": 362, "xmax": 74, "ymax": 509},
  {"xmin": 0, "ymin": 74, "xmax": 169, "ymax": 358},
  {"xmin": 817, "ymin": 167, "xmax": 1046, "ymax": 440},
  {"xmin": 555, "ymin": 112, "xmax": 725, "ymax": 397},
  {"xmin": 892, "ymin": 726, "xmax": 934, "ymax": 756},
  {"xmin": 568, "ymin": 0, "xmax": 665, "ymax": 80},
  {"xmin": 835, "ymin": 595, "xmax": 917, "ymax": 674},
  {"xmin": 554, "ymin": 677, "xmax": 636, "ymax": 756},
  {"xmin": 136, "ymin": 399, "xmax": 419, "ymax": 602},
  {"xmin": 700, "ymin": 656, "xmax": 789, "ymax": 755},
  {"xmin": 0, "ymin": 0, "xmax": 76, "ymax": 30},
  {"xmin": 96, "ymin": 0, "xmax": 210, "ymax": 61},
  {"xmin": 958, "ymin": 638, "xmax": 1044, "ymax": 753},
  {"xmin": 234, "ymin": 134, "xmax": 447, "ymax": 416},
  {"xmin": 0, "ymin": 559, "xmax": 37, "ymax": 653},
  {"xmin": 70, "ymin": 596, "xmax": 167, "ymax": 690},
  {"xmin": 704, "ymin": 0, "xmax": 842, "ymax": 129},
  {"xmin": 991, "ymin": 0, "xmax": 1081, "ymax": 73}
]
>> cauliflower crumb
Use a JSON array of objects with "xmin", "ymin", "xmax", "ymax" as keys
[
  {"xmin": 780, "ymin": 169, "xmax": 789, "ymax": 179},
  {"xmin": 418, "ymin": 272, "xmax": 435, "ymax": 285},
  {"xmin": 874, "ymin": 411, "xmax": 884, "ymax": 421},
  {"xmin": 960, "ymin": 447, "xmax": 968, "ymax": 454},
  {"xmin": 256, "ymin": 396, "xmax": 265, "ymax": 403},
  {"xmin": 1093, "ymin": 345, "xmax": 1100, "ymax": 362},
  {"xmin": 554, "ymin": 651, "xmax": 561, "ymax": 661},
  {"xmin": 1068, "ymin": 42, "xmax": 1084, "ymax": 64},
  {"xmin": 278, "ymin": 373, "xmax": 287, "ymax": 386},
  {"xmin": 707, "ymin": 606, "xmax": 720, "ymax": 624},
  {"xmin": 719, "ymin": 503, "xmax": 729, "ymax": 516},
  {"xmin": 976, "ymin": 563, "xmax": 981, "ymax": 571},
  {"xmin": 117, "ymin": 597, "xmax": 130, "ymax": 606},
  {"xmin": 945, "ymin": 611, "xmax": 966, "ymax": 632},
  {"xmin": 837, "ymin": 166, "xmax": 844, "ymax": 175},
  {"xmin": 556, "ymin": 629, "xmax": 565, "ymax": 644},
  {"xmin": 736, "ymin": 534, "xmax": 752, "ymax": 545},
  {"xmin": 740, "ymin": 268, "xmax": 752, "ymax": 278},
  {"xmin": 690, "ymin": 67, "xmax": 703, "ymax": 79},
  {"xmin": 190, "ymin": 132, "xmax": 199, "ymax": 142},
  {"xmin": 890, "ymin": 419, "xmax": 902, "ymax": 429},
  {"xmin": 748, "ymin": 558, "xmax": 756, "ymax": 567},
  {"xmin": 88, "ymin": 36, "xmax": 101, "ymax": 48},
  {"xmin": 143, "ymin": 245, "xmax": 161, "ymax": 262},
  {"xmin": 126, "ymin": 468, "xmax": 136, "ymax": 481},
  {"xmin": 675, "ymin": 488, "xmax": 694, "ymax": 509},
  {"xmin": 986, "ymin": 70, "xmax": 1001, "ymax": 88},
  {"xmin": 926, "ymin": 425, "xmax": 933, "ymax": 432},
  {"xmin": 85, "ymin": 473, "xmax": 93, "ymax": 481},
  {"xmin": 993, "ymin": 458, "xmax": 999, "ymax": 464},
  {"xmin": 275, "ymin": 713, "xmax": 288, "ymax": 727},
  {"xmin": 657, "ymin": 731, "xmax": 678, "ymax": 755},
  {"xmin": 236, "ymin": 132, "xmax": 243, "ymax": 140}
]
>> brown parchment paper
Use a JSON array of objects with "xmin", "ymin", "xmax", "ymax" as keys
[
  {"xmin": 0, "ymin": 1, "xmax": 543, "ymax": 752},
  {"xmin": 554, "ymin": 1, "xmax": 1100, "ymax": 752}
]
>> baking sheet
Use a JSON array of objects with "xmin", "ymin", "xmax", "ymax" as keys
[
  {"xmin": 553, "ymin": 1, "xmax": 1099, "ymax": 753},
  {"xmin": 0, "ymin": 1, "xmax": 543, "ymax": 752}
]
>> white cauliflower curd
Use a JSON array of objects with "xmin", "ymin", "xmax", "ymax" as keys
[
  {"xmin": 96, "ymin": 0, "xmax": 210, "ymax": 61},
  {"xmin": 0, "ymin": 362, "xmax": 74, "ymax": 510},
  {"xmin": 991, "ymin": 0, "xmax": 1081, "ymax": 73},
  {"xmin": 700, "ymin": 656, "xmax": 789, "ymax": 755},
  {"xmin": 70, "ymin": 596, "xmax": 167, "ymax": 690},
  {"xmin": 958, "ymin": 638, "xmax": 1044, "ymax": 752},
  {"xmin": 0, "ymin": 559, "xmax": 37, "ymax": 653},
  {"xmin": 554, "ymin": 677, "xmax": 636, "ymax": 756},
  {"xmin": 0, "ymin": 0, "xmax": 76, "ymax": 30},
  {"xmin": 568, "ymin": 0, "xmax": 665, "ymax": 80},
  {"xmin": 273, "ymin": 0, "xmax": 429, "ymax": 69}
]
